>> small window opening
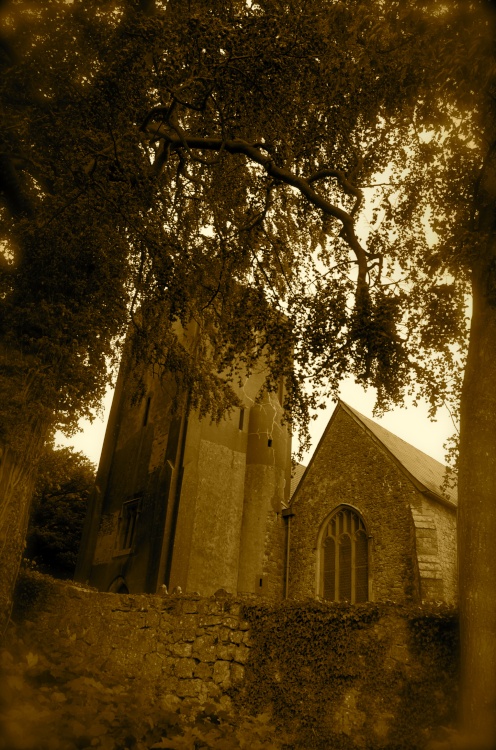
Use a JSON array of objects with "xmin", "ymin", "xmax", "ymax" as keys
[
  {"xmin": 143, "ymin": 396, "xmax": 151, "ymax": 427},
  {"xmin": 115, "ymin": 498, "xmax": 141, "ymax": 554},
  {"xmin": 259, "ymin": 578, "xmax": 263, "ymax": 587},
  {"xmin": 268, "ymin": 438, "xmax": 273, "ymax": 447},
  {"xmin": 238, "ymin": 408, "xmax": 245, "ymax": 431}
]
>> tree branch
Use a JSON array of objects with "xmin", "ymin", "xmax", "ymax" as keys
[{"xmin": 145, "ymin": 124, "xmax": 369, "ymax": 288}]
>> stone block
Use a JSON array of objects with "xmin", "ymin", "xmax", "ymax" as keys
[
  {"xmin": 143, "ymin": 651, "xmax": 164, "ymax": 676},
  {"xmin": 179, "ymin": 628, "xmax": 197, "ymax": 643},
  {"xmin": 145, "ymin": 610, "xmax": 160, "ymax": 631},
  {"xmin": 216, "ymin": 643, "xmax": 236, "ymax": 661},
  {"xmin": 221, "ymin": 617, "xmax": 238, "ymax": 629},
  {"xmin": 230, "ymin": 663, "xmax": 245, "ymax": 684},
  {"xmin": 206, "ymin": 682, "xmax": 222, "ymax": 700},
  {"xmin": 193, "ymin": 662, "xmax": 213, "ymax": 680},
  {"xmin": 175, "ymin": 615, "xmax": 198, "ymax": 631},
  {"xmin": 233, "ymin": 644, "xmax": 250, "ymax": 664},
  {"xmin": 198, "ymin": 616, "xmax": 222, "ymax": 627},
  {"xmin": 218, "ymin": 627, "xmax": 231, "ymax": 643},
  {"xmin": 194, "ymin": 634, "xmax": 215, "ymax": 650},
  {"xmin": 182, "ymin": 601, "xmax": 199, "ymax": 614},
  {"xmin": 176, "ymin": 679, "xmax": 203, "ymax": 698},
  {"xmin": 229, "ymin": 630, "xmax": 244, "ymax": 645},
  {"xmin": 213, "ymin": 660, "xmax": 231, "ymax": 686},
  {"xmin": 169, "ymin": 642, "xmax": 193, "ymax": 658},
  {"xmin": 175, "ymin": 658, "xmax": 196, "ymax": 678}
]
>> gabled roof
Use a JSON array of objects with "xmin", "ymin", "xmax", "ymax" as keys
[
  {"xmin": 290, "ymin": 463, "xmax": 306, "ymax": 498},
  {"xmin": 340, "ymin": 402, "xmax": 457, "ymax": 507},
  {"xmin": 291, "ymin": 401, "xmax": 457, "ymax": 508}
]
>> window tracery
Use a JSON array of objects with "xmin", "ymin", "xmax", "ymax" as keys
[{"xmin": 321, "ymin": 507, "xmax": 368, "ymax": 603}]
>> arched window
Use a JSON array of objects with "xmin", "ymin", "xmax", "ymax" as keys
[{"xmin": 320, "ymin": 507, "xmax": 369, "ymax": 603}]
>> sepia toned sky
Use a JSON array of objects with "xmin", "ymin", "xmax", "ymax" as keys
[{"xmin": 55, "ymin": 376, "xmax": 456, "ymax": 469}]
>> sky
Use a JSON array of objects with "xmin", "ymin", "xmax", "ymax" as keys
[{"xmin": 55, "ymin": 375, "xmax": 456, "ymax": 469}]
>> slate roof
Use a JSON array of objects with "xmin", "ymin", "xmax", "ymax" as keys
[
  {"xmin": 290, "ymin": 401, "xmax": 457, "ymax": 507},
  {"xmin": 290, "ymin": 463, "xmax": 307, "ymax": 498},
  {"xmin": 341, "ymin": 402, "xmax": 457, "ymax": 507}
]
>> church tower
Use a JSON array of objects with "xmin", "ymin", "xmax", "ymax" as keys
[{"xmin": 75, "ymin": 345, "xmax": 291, "ymax": 598}]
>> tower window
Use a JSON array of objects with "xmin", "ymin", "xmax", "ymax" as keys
[
  {"xmin": 114, "ymin": 498, "xmax": 141, "ymax": 554},
  {"xmin": 321, "ymin": 507, "xmax": 368, "ymax": 603}
]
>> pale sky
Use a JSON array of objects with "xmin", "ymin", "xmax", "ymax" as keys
[{"xmin": 55, "ymin": 376, "xmax": 456, "ymax": 469}]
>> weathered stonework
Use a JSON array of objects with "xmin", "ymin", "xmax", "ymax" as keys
[
  {"xmin": 290, "ymin": 408, "xmax": 420, "ymax": 603},
  {"xmin": 5, "ymin": 573, "xmax": 458, "ymax": 749},
  {"xmin": 76, "ymin": 347, "xmax": 291, "ymax": 598},
  {"xmin": 289, "ymin": 406, "xmax": 457, "ymax": 605}
]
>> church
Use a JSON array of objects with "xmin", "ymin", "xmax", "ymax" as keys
[{"xmin": 75, "ymin": 356, "xmax": 457, "ymax": 606}]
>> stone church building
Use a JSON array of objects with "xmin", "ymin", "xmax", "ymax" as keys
[{"xmin": 76, "ymin": 366, "xmax": 457, "ymax": 605}]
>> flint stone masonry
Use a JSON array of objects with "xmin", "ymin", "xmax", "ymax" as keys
[{"xmin": 289, "ymin": 406, "xmax": 457, "ymax": 605}]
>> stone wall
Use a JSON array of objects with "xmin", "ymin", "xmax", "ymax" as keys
[
  {"xmin": 411, "ymin": 496, "xmax": 457, "ymax": 605},
  {"xmin": 5, "ymin": 572, "xmax": 458, "ymax": 749},
  {"xmin": 289, "ymin": 407, "xmax": 422, "ymax": 603},
  {"xmin": 14, "ymin": 576, "xmax": 251, "ymax": 705}
]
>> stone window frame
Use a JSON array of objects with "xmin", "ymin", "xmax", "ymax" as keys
[
  {"xmin": 315, "ymin": 504, "xmax": 372, "ymax": 603},
  {"xmin": 113, "ymin": 496, "xmax": 142, "ymax": 557}
]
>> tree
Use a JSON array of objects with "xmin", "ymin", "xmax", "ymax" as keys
[
  {"xmin": 24, "ymin": 445, "xmax": 95, "ymax": 578},
  {"xmin": 0, "ymin": 0, "xmax": 494, "ymax": 743}
]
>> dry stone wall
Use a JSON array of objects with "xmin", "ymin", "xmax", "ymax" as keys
[
  {"xmin": 5, "ymin": 572, "xmax": 458, "ymax": 749},
  {"xmin": 13, "ymin": 577, "xmax": 251, "ymax": 706}
]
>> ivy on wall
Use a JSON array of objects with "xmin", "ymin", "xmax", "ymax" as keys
[
  {"xmin": 239, "ymin": 600, "xmax": 458, "ymax": 750},
  {"xmin": 5, "ymin": 571, "xmax": 458, "ymax": 750}
]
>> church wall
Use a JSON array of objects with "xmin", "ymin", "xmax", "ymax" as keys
[
  {"xmin": 170, "ymin": 426, "xmax": 247, "ymax": 596},
  {"xmin": 289, "ymin": 407, "xmax": 422, "ymax": 603},
  {"xmin": 78, "ymin": 347, "xmax": 291, "ymax": 598},
  {"xmin": 415, "ymin": 495, "xmax": 457, "ymax": 604},
  {"xmin": 262, "ymin": 506, "xmax": 286, "ymax": 600},
  {"xmin": 432, "ymin": 499, "xmax": 457, "ymax": 603},
  {"xmin": 80, "ymin": 365, "xmax": 185, "ymax": 594}
]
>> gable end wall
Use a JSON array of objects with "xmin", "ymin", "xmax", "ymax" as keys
[{"xmin": 289, "ymin": 408, "xmax": 422, "ymax": 603}]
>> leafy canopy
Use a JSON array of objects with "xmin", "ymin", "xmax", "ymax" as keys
[
  {"xmin": 24, "ymin": 444, "xmax": 95, "ymax": 577},
  {"xmin": 1, "ymin": 0, "xmax": 488, "ymax": 453}
]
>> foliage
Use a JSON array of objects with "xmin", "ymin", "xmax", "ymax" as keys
[
  {"xmin": 23, "ymin": 445, "xmax": 95, "ymax": 578},
  {"xmin": 3, "ymin": 572, "xmax": 293, "ymax": 750},
  {"xmin": 1, "ymin": 0, "xmax": 496, "ymax": 738},
  {"xmin": 239, "ymin": 600, "xmax": 458, "ymax": 750},
  {"xmin": 1, "ymin": 0, "xmax": 485, "ymax": 453},
  {"xmin": 0, "ymin": 642, "xmax": 292, "ymax": 750}
]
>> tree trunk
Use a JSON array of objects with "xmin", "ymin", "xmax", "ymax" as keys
[
  {"xmin": 458, "ymin": 253, "xmax": 496, "ymax": 747},
  {"xmin": 0, "ymin": 436, "xmax": 46, "ymax": 637}
]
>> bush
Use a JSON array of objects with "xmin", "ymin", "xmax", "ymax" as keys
[{"xmin": 24, "ymin": 445, "xmax": 95, "ymax": 578}]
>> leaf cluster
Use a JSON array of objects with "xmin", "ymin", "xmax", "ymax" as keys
[
  {"xmin": 1, "ymin": 0, "xmax": 491, "ymax": 454},
  {"xmin": 23, "ymin": 444, "xmax": 95, "ymax": 578},
  {"xmin": 239, "ymin": 599, "xmax": 458, "ymax": 749}
]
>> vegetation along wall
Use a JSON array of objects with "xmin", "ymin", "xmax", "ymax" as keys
[{"xmin": 1, "ymin": 571, "xmax": 458, "ymax": 750}]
